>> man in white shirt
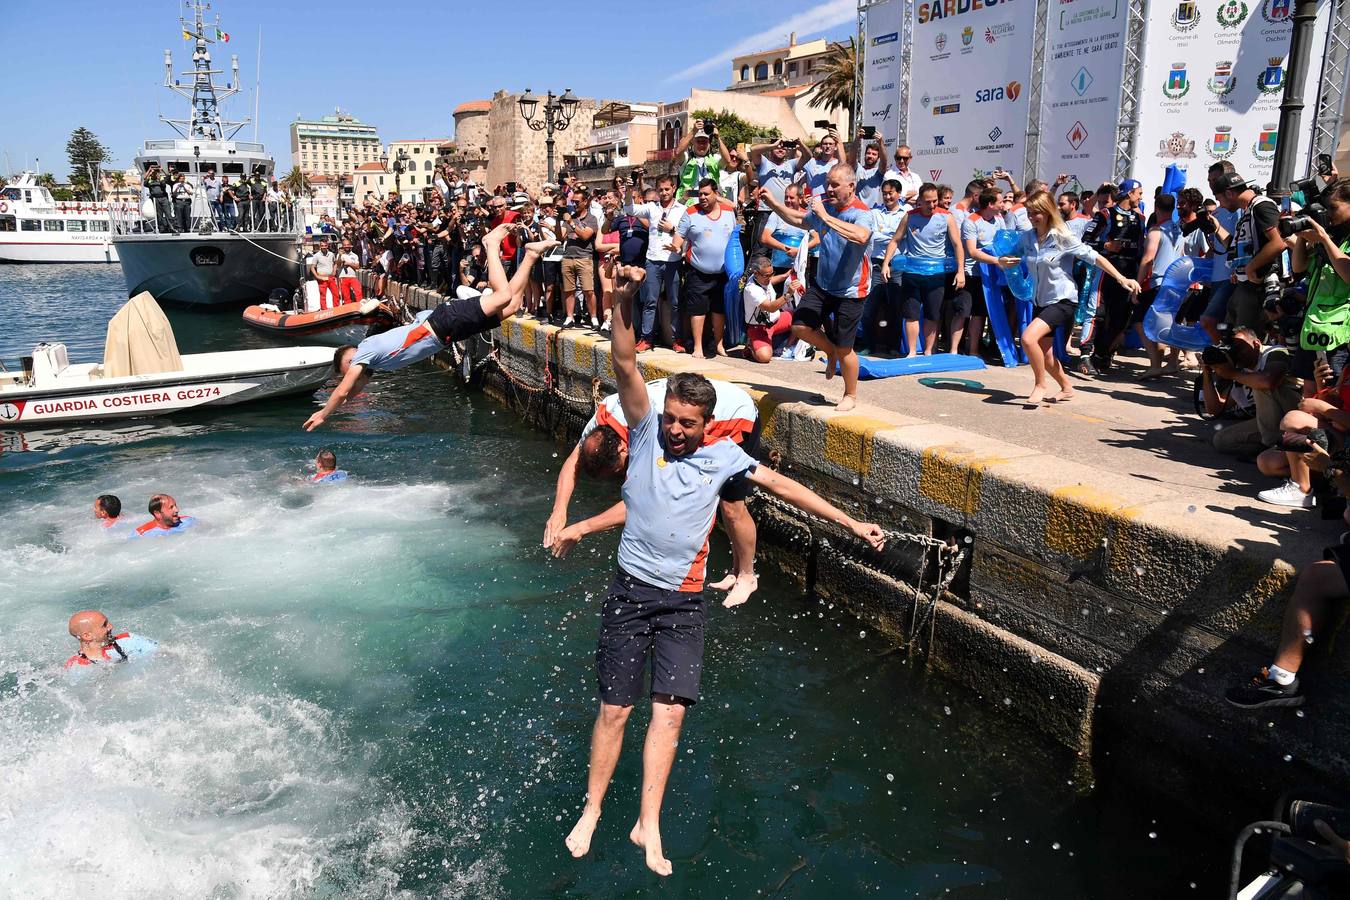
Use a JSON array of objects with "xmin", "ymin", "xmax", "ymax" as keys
[
  {"xmin": 202, "ymin": 170, "xmax": 221, "ymax": 227},
  {"xmin": 337, "ymin": 238, "xmax": 363, "ymax": 305},
  {"xmin": 310, "ymin": 240, "xmax": 339, "ymax": 310},
  {"xmin": 625, "ymin": 173, "xmax": 685, "ymax": 350},
  {"xmin": 884, "ymin": 145, "xmax": 923, "ymax": 203}
]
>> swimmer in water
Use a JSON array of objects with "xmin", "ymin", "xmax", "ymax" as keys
[
  {"xmin": 310, "ymin": 449, "xmax": 348, "ymax": 483},
  {"xmin": 545, "ymin": 379, "xmax": 762, "ymax": 606},
  {"xmin": 134, "ymin": 493, "xmax": 196, "ymax": 537},
  {"xmin": 93, "ymin": 494, "xmax": 122, "ymax": 528},
  {"xmin": 303, "ymin": 224, "xmax": 559, "ymax": 431},
  {"xmin": 65, "ymin": 610, "xmax": 158, "ymax": 669},
  {"xmin": 562, "ymin": 265, "xmax": 885, "ymax": 876}
]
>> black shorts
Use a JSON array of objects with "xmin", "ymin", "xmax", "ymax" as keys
[
  {"xmin": 682, "ymin": 268, "xmax": 727, "ymax": 317},
  {"xmin": 719, "ymin": 417, "xmax": 762, "ymax": 502},
  {"xmin": 541, "ymin": 259, "xmax": 561, "ymax": 287},
  {"xmin": 1130, "ymin": 287, "xmax": 1158, "ymax": 326},
  {"xmin": 428, "ymin": 296, "xmax": 496, "ymax": 342},
  {"xmin": 902, "ymin": 272, "xmax": 947, "ymax": 322},
  {"xmin": 796, "ymin": 283, "xmax": 865, "ymax": 350},
  {"xmin": 597, "ymin": 570, "xmax": 706, "ymax": 706},
  {"xmin": 946, "ymin": 278, "xmax": 973, "ymax": 320},
  {"xmin": 1034, "ymin": 298, "xmax": 1078, "ymax": 330},
  {"xmin": 967, "ymin": 274, "xmax": 988, "ymax": 318}
]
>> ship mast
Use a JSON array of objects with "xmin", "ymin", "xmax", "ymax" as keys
[{"xmin": 161, "ymin": 0, "xmax": 249, "ymax": 141}]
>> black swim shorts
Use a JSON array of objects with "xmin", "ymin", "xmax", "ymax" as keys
[
  {"xmin": 719, "ymin": 416, "xmax": 762, "ymax": 502},
  {"xmin": 596, "ymin": 570, "xmax": 706, "ymax": 706},
  {"xmin": 795, "ymin": 283, "xmax": 864, "ymax": 350},
  {"xmin": 428, "ymin": 296, "xmax": 496, "ymax": 342}
]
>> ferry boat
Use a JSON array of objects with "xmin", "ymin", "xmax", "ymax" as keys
[
  {"xmin": 0, "ymin": 173, "xmax": 123, "ymax": 263},
  {"xmin": 111, "ymin": 0, "xmax": 302, "ymax": 307}
]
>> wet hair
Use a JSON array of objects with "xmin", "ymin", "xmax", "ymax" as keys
[
  {"xmin": 316, "ymin": 449, "xmax": 337, "ymax": 470},
  {"xmin": 665, "ymin": 372, "xmax": 716, "ymax": 420},
  {"xmin": 579, "ymin": 425, "xmax": 625, "ymax": 478},
  {"xmin": 148, "ymin": 494, "xmax": 169, "ymax": 515},
  {"xmin": 333, "ymin": 345, "xmax": 357, "ymax": 372},
  {"xmin": 965, "ymin": 179, "xmax": 984, "ymax": 196},
  {"xmin": 96, "ymin": 494, "xmax": 121, "ymax": 518}
]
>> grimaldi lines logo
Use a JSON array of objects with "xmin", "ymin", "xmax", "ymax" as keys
[{"xmin": 918, "ymin": 0, "xmax": 1015, "ymax": 25}]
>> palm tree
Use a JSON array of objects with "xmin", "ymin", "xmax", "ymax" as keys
[
  {"xmin": 807, "ymin": 38, "xmax": 857, "ymax": 116},
  {"xmin": 109, "ymin": 171, "xmax": 126, "ymax": 189},
  {"xmin": 282, "ymin": 167, "xmax": 312, "ymax": 200},
  {"xmin": 36, "ymin": 172, "xmax": 57, "ymax": 189}
]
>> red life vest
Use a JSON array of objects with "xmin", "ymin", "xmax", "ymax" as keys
[{"xmin": 65, "ymin": 634, "xmax": 131, "ymax": 668}]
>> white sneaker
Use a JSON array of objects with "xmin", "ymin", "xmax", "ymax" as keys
[
  {"xmin": 1258, "ymin": 480, "xmax": 1316, "ymax": 509},
  {"xmin": 600, "ymin": 319, "xmax": 611, "ymax": 333},
  {"xmin": 561, "ymin": 316, "xmax": 574, "ymax": 328}
]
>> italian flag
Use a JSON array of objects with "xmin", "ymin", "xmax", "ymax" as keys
[{"xmin": 216, "ymin": 28, "xmax": 230, "ymax": 42}]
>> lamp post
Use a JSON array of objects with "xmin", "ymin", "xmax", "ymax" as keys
[
  {"xmin": 1269, "ymin": 0, "xmax": 1319, "ymax": 200},
  {"xmin": 393, "ymin": 148, "xmax": 409, "ymax": 198},
  {"xmin": 518, "ymin": 88, "xmax": 580, "ymax": 184}
]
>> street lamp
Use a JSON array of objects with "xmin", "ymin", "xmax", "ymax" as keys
[
  {"xmin": 392, "ymin": 148, "xmax": 409, "ymax": 198},
  {"xmin": 519, "ymin": 88, "xmax": 579, "ymax": 183}
]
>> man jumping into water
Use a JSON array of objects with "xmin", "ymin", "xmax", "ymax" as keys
[
  {"xmin": 563, "ymin": 264, "xmax": 885, "ymax": 876},
  {"xmin": 303, "ymin": 224, "xmax": 556, "ymax": 431},
  {"xmin": 544, "ymin": 378, "xmax": 762, "ymax": 605}
]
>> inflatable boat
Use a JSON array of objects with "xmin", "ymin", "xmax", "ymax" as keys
[{"xmin": 242, "ymin": 297, "xmax": 395, "ymax": 345}]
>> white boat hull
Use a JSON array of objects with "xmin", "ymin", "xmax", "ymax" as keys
[
  {"xmin": 0, "ymin": 347, "xmax": 333, "ymax": 427},
  {"xmin": 0, "ymin": 237, "xmax": 119, "ymax": 264}
]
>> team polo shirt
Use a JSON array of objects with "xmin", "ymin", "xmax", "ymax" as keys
[
  {"xmin": 617, "ymin": 407, "xmax": 757, "ymax": 592},
  {"xmin": 581, "ymin": 379, "xmax": 757, "ymax": 447},
  {"xmin": 756, "ymin": 156, "xmax": 798, "ymax": 209},
  {"xmin": 855, "ymin": 162, "xmax": 883, "ymax": 208},
  {"xmin": 801, "ymin": 157, "xmax": 837, "ymax": 197},
  {"xmin": 310, "ymin": 470, "xmax": 349, "ymax": 484},
  {"xmin": 65, "ymin": 633, "xmax": 159, "ymax": 670},
  {"xmin": 1065, "ymin": 213, "xmax": 1091, "ymax": 240},
  {"xmin": 806, "ymin": 201, "xmax": 875, "ymax": 299},
  {"xmin": 676, "ymin": 206, "xmax": 736, "ymax": 275},
  {"xmin": 133, "ymin": 516, "xmax": 196, "ymax": 537},
  {"xmin": 351, "ymin": 309, "xmax": 441, "ymax": 372},
  {"xmin": 961, "ymin": 214, "xmax": 1001, "ymax": 275}
]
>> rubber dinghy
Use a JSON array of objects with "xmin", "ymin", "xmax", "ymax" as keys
[
  {"xmin": 0, "ymin": 292, "xmax": 333, "ymax": 427},
  {"xmin": 242, "ymin": 297, "xmax": 396, "ymax": 345}
]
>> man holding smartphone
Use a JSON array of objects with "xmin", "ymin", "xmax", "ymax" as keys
[{"xmin": 848, "ymin": 128, "xmax": 889, "ymax": 208}]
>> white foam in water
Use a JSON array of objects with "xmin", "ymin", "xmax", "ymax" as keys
[{"xmin": 0, "ymin": 448, "xmax": 510, "ymax": 898}]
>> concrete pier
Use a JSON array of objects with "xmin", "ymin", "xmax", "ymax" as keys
[{"xmin": 363, "ymin": 272, "xmax": 1350, "ymax": 818}]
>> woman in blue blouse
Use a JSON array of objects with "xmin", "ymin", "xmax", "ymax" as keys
[{"xmin": 998, "ymin": 192, "xmax": 1141, "ymax": 405}]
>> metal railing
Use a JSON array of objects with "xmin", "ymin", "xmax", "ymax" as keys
[{"xmin": 109, "ymin": 185, "xmax": 304, "ymax": 237}]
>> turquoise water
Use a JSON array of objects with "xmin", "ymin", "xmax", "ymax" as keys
[{"xmin": 0, "ymin": 265, "xmax": 1222, "ymax": 897}]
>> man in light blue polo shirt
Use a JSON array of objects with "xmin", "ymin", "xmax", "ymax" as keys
[
  {"xmin": 562, "ymin": 265, "xmax": 885, "ymax": 877},
  {"xmin": 673, "ymin": 179, "xmax": 736, "ymax": 357}
]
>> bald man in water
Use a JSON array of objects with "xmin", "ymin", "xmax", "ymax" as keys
[{"xmin": 65, "ymin": 610, "xmax": 158, "ymax": 669}]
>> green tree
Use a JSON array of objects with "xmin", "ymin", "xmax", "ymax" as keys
[
  {"xmin": 691, "ymin": 108, "xmax": 781, "ymax": 150},
  {"xmin": 36, "ymin": 172, "xmax": 57, "ymax": 189},
  {"xmin": 66, "ymin": 127, "xmax": 109, "ymax": 199},
  {"xmin": 281, "ymin": 167, "xmax": 312, "ymax": 199},
  {"xmin": 51, "ymin": 187, "xmax": 75, "ymax": 201},
  {"xmin": 807, "ymin": 39, "xmax": 857, "ymax": 117}
]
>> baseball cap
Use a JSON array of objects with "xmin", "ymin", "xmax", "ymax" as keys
[
  {"xmin": 1211, "ymin": 172, "xmax": 1249, "ymax": 193},
  {"xmin": 1116, "ymin": 178, "xmax": 1143, "ymax": 199}
]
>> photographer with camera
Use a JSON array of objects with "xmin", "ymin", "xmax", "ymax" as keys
[
  {"xmin": 1213, "ymin": 171, "xmax": 1287, "ymax": 331},
  {"xmin": 672, "ymin": 117, "xmax": 732, "ymax": 204},
  {"xmin": 1289, "ymin": 177, "xmax": 1350, "ymax": 365}
]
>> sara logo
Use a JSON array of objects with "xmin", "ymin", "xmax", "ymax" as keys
[
  {"xmin": 1258, "ymin": 57, "xmax": 1285, "ymax": 93},
  {"xmin": 1262, "ymin": 0, "xmax": 1291, "ymax": 22},
  {"xmin": 975, "ymin": 81, "xmax": 1022, "ymax": 103},
  {"xmin": 1163, "ymin": 63, "xmax": 1190, "ymax": 99},
  {"xmin": 872, "ymin": 31, "xmax": 900, "ymax": 45},
  {"xmin": 1217, "ymin": 0, "xmax": 1249, "ymax": 28}
]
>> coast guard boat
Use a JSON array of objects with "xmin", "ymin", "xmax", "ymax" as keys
[
  {"xmin": 111, "ymin": 0, "xmax": 302, "ymax": 307},
  {"xmin": 0, "ymin": 173, "xmax": 124, "ymax": 263}
]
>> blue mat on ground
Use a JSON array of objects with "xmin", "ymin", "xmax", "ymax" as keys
[{"xmin": 825, "ymin": 353, "xmax": 988, "ymax": 380}]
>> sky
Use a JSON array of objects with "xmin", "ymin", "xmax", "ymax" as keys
[{"xmin": 1, "ymin": 0, "xmax": 855, "ymax": 178}]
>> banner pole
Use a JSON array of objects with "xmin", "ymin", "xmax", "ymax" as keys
[{"xmin": 1270, "ymin": 0, "xmax": 1322, "ymax": 197}]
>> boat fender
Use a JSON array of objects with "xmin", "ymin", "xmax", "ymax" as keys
[
  {"xmin": 258, "ymin": 303, "xmax": 281, "ymax": 313},
  {"xmin": 359, "ymin": 299, "xmax": 381, "ymax": 315}
]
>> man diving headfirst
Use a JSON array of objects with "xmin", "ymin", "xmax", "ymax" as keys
[
  {"xmin": 563, "ymin": 264, "xmax": 885, "ymax": 876},
  {"xmin": 303, "ymin": 224, "xmax": 557, "ymax": 431}
]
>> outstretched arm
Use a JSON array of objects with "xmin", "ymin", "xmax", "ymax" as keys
[
  {"xmin": 610, "ymin": 265, "xmax": 650, "ymax": 425},
  {"xmin": 757, "ymin": 187, "xmax": 806, "ymax": 228},
  {"xmin": 747, "ymin": 466, "xmax": 885, "ymax": 550},
  {"xmin": 303, "ymin": 364, "xmax": 372, "ymax": 431},
  {"xmin": 545, "ymin": 444, "xmax": 582, "ymax": 547},
  {"xmin": 550, "ymin": 500, "xmax": 627, "ymax": 558}
]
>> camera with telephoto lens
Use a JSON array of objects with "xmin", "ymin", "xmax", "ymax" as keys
[
  {"xmin": 1279, "ymin": 202, "xmax": 1329, "ymax": 238},
  {"xmin": 1180, "ymin": 207, "xmax": 1217, "ymax": 236},
  {"xmin": 1201, "ymin": 342, "xmax": 1237, "ymax": 367}
]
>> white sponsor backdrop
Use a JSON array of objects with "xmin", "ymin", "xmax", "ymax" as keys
[
  {"xmin": 906, "ymin": 0, "xmax": 1036, "ymax": 187},
  {"xmin": 1133, "ymin": 0, "xmax": 1330, "ymax": 199},
  {"xmin": 1038, "ymin": 0, "xmax": 1130, "ymax": 190},
  {"xmin": 862, "ymin": 0, "xmax": 905, "ymax": 145}
]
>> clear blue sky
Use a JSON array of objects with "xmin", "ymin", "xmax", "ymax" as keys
[{"xmin": 2, "ymin": 0, "xmax": 854, "ymax": 178}]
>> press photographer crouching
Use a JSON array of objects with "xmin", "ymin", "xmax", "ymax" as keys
[{"xmin": 1201, "ymin": 326, "xmax": 1303, "ymax": 468}]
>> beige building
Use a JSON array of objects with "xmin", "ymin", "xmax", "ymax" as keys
[
  {"xmin": 385, "ymin": 139, "xmax": 451, "ymax": 196},
  {"xmin": 563, "ymin": 102, "xmax": 659, "ymax": 193},
  {"xmin": 727, "ymin": 34, "xmax": 834, "ymax": 96},
  {"xmin": 290, "ymin": 109, "xmax": 382, "ymax": 177},
  {"xmin": 483, "ymin": 90, "xmax": 604, "ymax": 190},
  {"xmin": 440, "ymin": 100, "xmax": 491, "ymax": 184}
]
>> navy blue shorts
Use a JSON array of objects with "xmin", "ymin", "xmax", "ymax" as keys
[
  {"xmin": 429, "ymin": 296, "xmax": 495, "ymax": 342},
  {"xmin": 597, "ymin": 570, "xmax": 706, "ymax": 706}
]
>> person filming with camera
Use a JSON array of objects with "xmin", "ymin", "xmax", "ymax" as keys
[{"xmin": 1213, "ymin": 171, "xmax": 1288, "ymax": 331}]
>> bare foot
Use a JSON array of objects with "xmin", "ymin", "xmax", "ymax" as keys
[
  {"xmin": 835, "ymin": 395, "xmax": 857, "ymax": 412},
  {"xmin": 692, "ymin": 352, "xmax": 710, "ymax": 360},
  {"xmin": 1050, "ymin": 389, "xmax": 1075, "ymax": 402},
  {"xmin": 565, "ymin": 807, "xmax": 602, "ymax": 858},
  {"xmin": 708, "ymin": 572, "xmax": 736, "ymax": 591},
  {"xmin": 525, "ymin": 239, "xmax": 560, "ymax": 255},
  {"xmin": 824, "ymin": 353, "xmax": 838, "ymax": 380},
  {"xmin": 715, "ymin": 344, "xmax": 729, "ymax": 357},
  {"xmin": 482, "ymin": 223, "xmax": 511, "ymax": 252},
  {"xmin": 630, "ymin": 821, "xmax": 673, "ymax": 877},
  {"xmin": 723, "ymin": 573, "xmax": 758, "ymax": 607},
  {"xmin": 1025, "ymin": 385, "xmax": 1047, "ymax": 406}
]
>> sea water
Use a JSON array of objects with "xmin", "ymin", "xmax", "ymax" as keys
[{"xmin": 0, "ymin": 266, "xmax": 1221, "ymax": 897}]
